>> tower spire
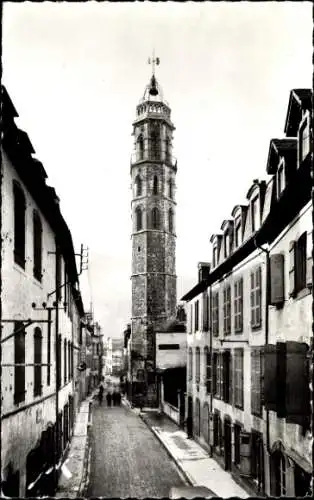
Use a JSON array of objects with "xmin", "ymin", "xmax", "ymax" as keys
[{"xmin": 148, "ymin": 50, "xmax": 160, "ymax": 76}]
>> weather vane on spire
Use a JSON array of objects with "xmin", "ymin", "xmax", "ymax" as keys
[{"xmin": 148, "ymin": 50, "xmax": 160, "ymax": 76}]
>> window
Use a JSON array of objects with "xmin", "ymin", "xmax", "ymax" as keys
[
  {"xmin": 234, "ymin": 349, "xmax": 244, "ymax": 409},
  {"xmin": 135, "ymin": 207, "xmax": 142, "ymax": 231},
  {"xmin": 295, "ymin": 232, "xmax": 307, "ymax": 293},
  {"xmin": 224, "ymin": 233, "xmax": 229, "ymax": 258},
  {"xmin": 194, "ymin": 300, "xmax": 199, "ymax": 331},
  {"xmin": 168, "ymin": 208, "xmax": 173, "ymax": 233},
  {"xmin": 213, "ymin": 352, "xmax": 224, "ymax": 399},
  {"xmin": 14, "ymin": 321, "xmax": 25, "ymax": 404},
  {"xmin": 299, "ymin": 116, "xmax": 310, "ymax": 164},
  {"xmin": 153, "ymin": 175, "xmax": 158, "ymax": 195},
  {"xmin": 150, "ymin": 124, "xmax": 160, "ymax": 160},
  {"xmin": 235, "ymin": 216, "xmax": 241, "ymax": 248},
  {"xmin": 64, "ymin": 339, "xmax": 67, "ymax": 384},
  {"xmin": 137, "ymin": 135, "xmax": 144, "ymax": 160},
  {"xmin": 251, "ymin": 196, "xmax": 259, "ymax": 233},
  {"xmin": 135, "ymin": 175, "xmax": 142, "ymax": 196},
  {"xmin": 188, "ymin": 348, "xmax": 193, "ymax": 380},
  {"xmin": 234, "ymin": 278, "xmax": 243, "ymax": 333},
  {"xmin": 223, "ymin": 285, "xmax": 231, "ymax": 335},
  {"xmin": 273, "ymin": 451, "xmax": 287, "ymax": 497},
  {"xmin": 13, "ymin": 182, "xmax": 26, "ymax": 268},
  {"xmin": 195, "ymin": 399, "xmax": 201, "ymax": 436},
  {"xmin": 168, "ymin": 178, "xmax": 173, "ymax": 198},
  {"xmin": 56, "ymin": 247, "xmax": 62, "ymax": 302},
  {"xmin": 68, "ymin": 340, "xmax": 71, "ymax": 380},
  {"xmin": 213, "ymin": 246, "xmax": 217, "ymax": 267},
  {"xmin": 277, "ymin": 162, "xmax": 285, "ymax": 198},
  {"xmin": 165, "ymin": 136, "xmax": 171, "ymax": 161},
  {"xmin": 251, "ymin": 349, "xmax": 263, "ymax": 416},
  {"xmin": 222, "ymin": 350, "xmax": 231, "ymax": 403},
  {"xmin": 33, "ymin": 211, "xmax": 42, "ymax": 281},
  {"xmin": 251, "ymin": 266, "xmax": 262, "ymax": 329},
  {"xmin": 57, "ymin": 334, "xmax": 62, "ymax": 389},
  {"xmin": 205, "ymin": 347, "xmax": 211, "ymax": 393},
  {"xmin": 212, "ymin": 292, "xmax": 219, "ymax": 336},
  {"xmin": 151, "ymin": 207, "xmax": 160, "ymax": 229},
  {"xmin": 34, "ymin": 328, "xmax": 42, "ymax": 396},
  {"xmin": 195, "ymin": 347, "xmax": 200, "ymax": 383},
  {"xmin": 202, "ymin": 292, "xmax": 209, "ymax": 331}
]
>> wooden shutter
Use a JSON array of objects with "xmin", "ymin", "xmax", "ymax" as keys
[
  {"xmin": 285, "ymin": 341, "xmax": 310, "ymax": 425},
  {"xmin": 250, "ymin": 271, "xmax": 255, "ymax": 325},
  {"xmin": 276, "ymin": 342, "xmax": 287, "ymax": 418},
  {"xmin": 223, "ymin": 351, "xmax": 230, "ymax": 403},
  {"xmin": 270, "ymin": 254, "xmax": 285, "ymax": 305},
  {"xmin": 306, "ymin": 230, "xmax": 313, "ymax": 287},
  {"xmin": 263, "ymin": 344, "xmax": 277, "ymax": 411},
  {"xmin": 289, "ymin": 240, "xmax": 296, "ymax": 296}
]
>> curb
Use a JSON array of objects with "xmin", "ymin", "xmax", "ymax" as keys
[{"xmin": 139, "ymin": 413, "xmax": 196, "ymax": 488}]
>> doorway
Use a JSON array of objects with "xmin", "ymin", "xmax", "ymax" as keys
[
  {"xmin": 224, "ymin": 418, "xmax": 232, "ymax": 470},
  {"xmin": 187, "ymin": 396, "xmax": 193, "ymax": 436}
]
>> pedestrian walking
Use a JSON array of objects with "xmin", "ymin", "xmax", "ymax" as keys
[
  {"xmin": 106, "ymin": 392, "xmax": 112, "ymax": 407},
  {"xmin": 112, "ymin": 391, "xmax": 117, "ymax": 406},
  {"xmin": 185, "ymin": 415, "xmax": 193, "ymax": 438},
  {"xmin": 116, "ymin": 392, "xmax": 121, "ymax": 406},
  {"xmin": 98, "ymin": 383, "xmax": 104, "ymax": 406}
]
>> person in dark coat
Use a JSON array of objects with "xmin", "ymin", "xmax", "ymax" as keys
[
  {"xmin": 112, "ymin": 391, "xmax": 117, "ymax": 406},
  {"xmin": 106, "ymin": 392, "xmax": 112, "ymax": 407},
  {"xmin": 185, "ymin": 415, "xmax": 193, "ymax": 438},
  {"xmin": 116, "ymin": 392, "xmax": 121, "ymax": 406},
  {"xmin": 98, "ymin": 384, "xmax": 104, "ymax": 405}
]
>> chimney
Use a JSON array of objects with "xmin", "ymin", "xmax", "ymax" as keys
[{"xmin": 198, "ymin": 262, "xmax": 210, "ymax": 283}]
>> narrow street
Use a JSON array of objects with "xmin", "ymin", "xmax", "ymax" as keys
[{"xmin": 87, "ymin": 401, "xmax": 187, "ymax": 498}]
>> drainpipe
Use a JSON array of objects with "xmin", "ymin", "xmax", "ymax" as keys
[
  {"xmin": 54, "ymin": 247, "xmax": 60, "ymax": 493},
  {"xmin": 254, "ymin": 239, "xmax": 272, "ymax": 457},
  {"xmin": 209, "ymin": 284, "xmax": 213, "ymax": 457}
]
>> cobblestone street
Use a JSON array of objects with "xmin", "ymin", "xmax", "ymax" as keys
[{"xmin": 87, "ymin": 401, "xmax": 186, "ymax": 498}]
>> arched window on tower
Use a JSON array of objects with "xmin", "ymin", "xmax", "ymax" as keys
[
  {"xmin": 151, "ymin": 207, "xmax": 160, "ymax": 229},
  {"xmin": 153, "ymin": 175, "xmax": 158, "ymax": 195},
  {"xmin": 135, "ymin": 207, "xmax": 142, "ymax": 231},
  {"xmin": 137, "ymin": 135, "xmax": 144, "ymax": 161},
  {"xmin": 169, "ymin": 208, "xmax": 173, "ymax": 233},
  {"xmin": 150, "ymin": 123, "xmax": 160, "ymax": 160},
  {"xmin": 135, "ymin": 175, "xmax": 142, "ymax": 197},
  {"xmin": 168, "ymin": 178, "xmax": 173, "ymax": 199},
  {"xmin": 165, "ymin": 136, "xmax": 171, "ymax": 162}
]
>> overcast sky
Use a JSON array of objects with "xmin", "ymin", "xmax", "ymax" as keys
[{"xmin": 3, "ymin": 1, "xmax": 312, "ymax": 339}]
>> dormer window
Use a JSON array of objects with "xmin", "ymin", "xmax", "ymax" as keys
[
  {"xmin": 299, "ymin": 113, "xmax": 310, "ymax": 165},
  {"xmin": 235, "ymin": 216, "xmax": 241, "ymax": 248},
  {"xmin": 224, "ymin": 233, "xmax": 229, "ymax": 258},
  {"xmin": 251, "ymin": 196, "xmax": 259, "ymax": 233},
  {"xmin": 213, "ymin": 246, "xmax": 217, "ymax": 268},
  {"xmin": 277, "ymin": 160, "xmax": 285, "ymax": 199}
]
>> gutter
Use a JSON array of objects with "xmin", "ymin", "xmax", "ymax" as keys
[{"xmin": 254, "ymin": 239, "xmax": 271, "ymax": 456}]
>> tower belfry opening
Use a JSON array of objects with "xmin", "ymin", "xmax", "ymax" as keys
[{"xmin": 129, "ymin": 57, "xmax": 178, "ymax": 407}]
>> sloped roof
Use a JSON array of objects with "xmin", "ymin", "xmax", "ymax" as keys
[
  {"xmin": 266, "ymin": 138, "xmax": 297, "ymax": 174},
  {"xmin": 284, "ymin": 89, "xmax": 312, "ymax": 136}
]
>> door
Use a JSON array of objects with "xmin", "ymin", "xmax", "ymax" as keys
[
  {"xmin": 224, "ymin": 419, "xmax": 232, "ymax": 470},
  {"xmin": 179, "ymin": 390, "xmax": 185, "ymax": 427},
  {"xmin": 187, "ymin": 396, "xmax": 193, "ymax": 436}
]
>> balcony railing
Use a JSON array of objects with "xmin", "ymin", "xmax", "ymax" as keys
[{"xmin": 131, "ymin": 151, "xmax": 177, "ymax": 168}]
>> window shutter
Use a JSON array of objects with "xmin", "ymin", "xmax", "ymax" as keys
[
  {"xmin": 250, "ymin": 271, "xmax": 255, "ymax": 325},
  {"xmin": 285, "ymin": 341, "xmax": 310, "ymax": 425},
  {"xmin": 223, "ymin": 351, "xmax": 230, "ymax": 402},
  {"xmin": 306, "ymin": 231, "xmax": 313, "ymax": 287},
  {"xmin": 289, "ymin": 240, "xmax": 296, "ymax": 296},
  {"xmin": 239, "ymin": 278, "xmax": 243, "ymax": 331},
  {"xmin": 276, "ymin": 342, "xmax": 287, "ymax": 418},
  {"xmin": 263, "ymin": 344, "xmax": 277, "ymax": 411},
  {"xmin": 270, "ymin": 254, "xmax": 285, "ymax": 305},
  {"xmin": 239, "ymin": 431, "xmax": 251, "ymax": 476}
]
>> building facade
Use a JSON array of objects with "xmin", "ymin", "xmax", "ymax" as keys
[
  {"xmin": 182, "ymin": 88, "xmax": 312, "ymax": 497},
  {"xmin": 130, "ymin": 65, "xmax": 178, "ymax": 406},
  {"xmin": 1, "ymin": 86, "xmax": 86, "ymax": 497}
]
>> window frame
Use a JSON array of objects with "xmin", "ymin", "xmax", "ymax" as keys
[
  {"xmin": 153, "ymin": 175, "xmax": 158, "ymax": 195},
  {"xmin": 250, "ymin": 266, "xmax": 262, "ymax": 330},
  {"xmin": 234, "ymin": 348, "xmax": 244, "ymax": 410},
  {"xmin": 168, "ymin": 208, "xmax": 173, "ymax": 233},
  {"xmin": 251, "ymin": 349, "xmax": 263, "ymax": 417},
  {"xmin": 34, "ymin": 327, "xmax": 43, "ymax": 397},
  {"xmin": 212, "ymin": 291, "xmax": 219, "ymax": 337},
  {"xmin": 14, "ymin": 321, "xmax": 26, "ymax": 405},
  {"xmin": 151, "ymin": 207, "xmax": 160, "ymax": 229},
  {"xmin": 299, "ymin": 113, "xmax": 310, "ymax": 165},
  {"xmin": 251, "ymin": 196, "xmax": 259, "ymax": 233},
  {"xmin": 277, "ymin": 159, "xmax": 285, "ymax": 199},
  {"xmin": 223, "ymin": 285, "xmax": 231, "ymax": 335},
  {"xmin": 135, "ymin": 206, "xmax": 143, "ymax": 231},
  {"xmin": 234, "ymin": 215, "xmax": 242, "ymax": 248},
  {"xmin": 135, "ymin": 175, "xmax": 142, "ymax": 197},
  {"xmin": 13, "ymin": 181, "xmax": 26, "ymax": 269},
  {"xmin": 295, "ymin": 232, "xmax": 307, "ymax": 293},
  {"xmin": 234, "ymin": 277, "xmax": 243, "ymax": 333},
  {"xmin": 195, "ymin": 347, "xmax": 200, "ymax": 383},
  {"xmin": 33, "ymin": 210, "xmax": 43, "ymax": 282}
]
